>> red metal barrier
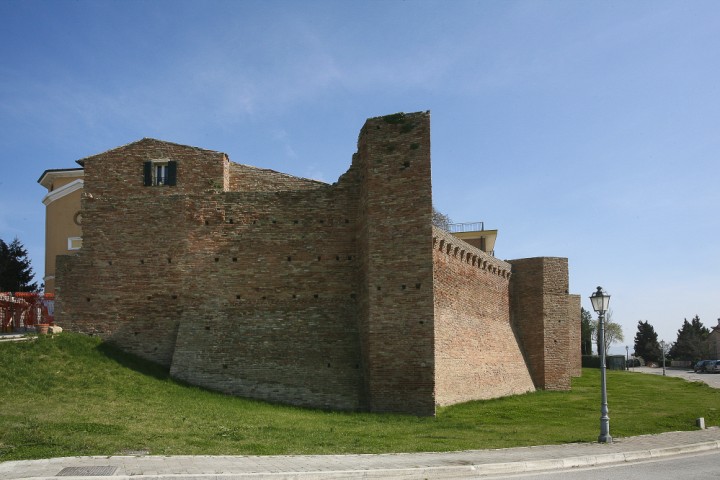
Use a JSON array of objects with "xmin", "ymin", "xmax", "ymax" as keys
[{"xmin": 0, "ymin": 292, "xmax": 55, "ymax": 332}]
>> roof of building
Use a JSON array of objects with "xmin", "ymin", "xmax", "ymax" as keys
[
  {"xmin": 37, "ymin": 168, "xmax": 85, "ymax": 188},
  {"xmin": 75, "ymin": 138, "xmax": 226, "ymax": 166}
]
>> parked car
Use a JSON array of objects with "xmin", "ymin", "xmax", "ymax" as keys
[
  {"xmin": 708, "ymin": 360, "xmax": 720, "ymax": 374},
  {"xmin": 693, "ymin": 360, "xmax": 714, "ymax": 373}
]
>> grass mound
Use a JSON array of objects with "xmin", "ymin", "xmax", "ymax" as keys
[{"xmin": 1, "ymin": 333, "xmax": 718, "ymax": 461}]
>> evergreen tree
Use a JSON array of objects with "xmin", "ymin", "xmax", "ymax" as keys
[
  {"xmin": 669, "ymin": 315, "xmax": 710, "ymax": 362},
  {"xmin": 581, "ymin": 307, "xmax": 593, "ymax": 355},
  {"xmin": 0, "ymin": 237, "xmax": 38, "ymax": 293},
  {"xmin": 634, "ymin": 320, "xmax": 661, "ymax": 363}
]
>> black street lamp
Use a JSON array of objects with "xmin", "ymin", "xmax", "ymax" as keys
[
  {"xmin": 590, "ymin": 286, "xmax": 612, "ymax": 443},
  {"xmin": 626, "ymin": 345, "xmax": 629, "ymax": 371}
]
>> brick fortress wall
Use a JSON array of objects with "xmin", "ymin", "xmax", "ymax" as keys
[
  {"xmin": 55, "ymin": 112, "xmax": 579, "ymax": 415},
  {"xmin": 354, "ymin": 112, "xmax": 435, "ymax": 415},
  {"xmin": 508, "ymin": 257, "xmax": 581, "ymax": 390},
  {"xmin": 432, "ymin": 227, "xmax": 535, "ymax": 405}
]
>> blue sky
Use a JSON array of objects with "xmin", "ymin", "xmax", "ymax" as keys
[{"xmin": 1, "ymin": 0, "xmax": 718, "ymax": 350}]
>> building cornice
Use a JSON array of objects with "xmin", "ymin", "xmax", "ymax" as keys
[
  {"xmin": 38, "ymin": 168, "xmax": 84, "ymax": 189},
  {"xmin": 42, "ymin": 178, "xmax": 84, "ymax": 206}
]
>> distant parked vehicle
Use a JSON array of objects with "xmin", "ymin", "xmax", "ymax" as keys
[
  {"xmin": 693, "ymin": 360, "xmax": 714, "ymax": 373},
  {"xmin": 708, "ymin": 360, "xmax": 720, "ymax": 374}
]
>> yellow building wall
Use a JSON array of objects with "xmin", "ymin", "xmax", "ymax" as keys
[{"xmin": 41, "ymin": 172, "xmax": 83, "ymax": 293}]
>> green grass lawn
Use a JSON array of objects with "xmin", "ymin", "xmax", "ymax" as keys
[{"xmin": 1, "ymin": 333, "xmax": 718, "ymax": 461}]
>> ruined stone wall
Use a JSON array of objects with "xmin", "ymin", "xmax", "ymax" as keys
[
  {"xmin": 509, "ymin": 257, "xmax": 572, "ymax": 391},
  {"xmin": 57, "ymin": 137, "xmax": 367, "ymax": 408},
  {"xmin": 55, "ymin": 138, "xmax": 227, "ymax": 365},
  {"xmin": 355, "ymin": 112, "xmax": 436, "ymax": 415},
  {"xmin": 432, "ymin": 227, "xmax": 534, "ymax": 405},
  {"xmin": 169, "ymin": 180, "xmax": 365, "ymax": 410},
  {"xmin": 228, "ymin": 163, "xmax": 325, "ymax": 192},
  {"xmin": 54, "ymin": 113, "xmax": 579, "ymax": 415}
]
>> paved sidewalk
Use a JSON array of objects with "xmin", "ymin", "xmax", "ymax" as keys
[{"xmin": 1, "ymin": 427, "xmax": 719, "ymax": 480}]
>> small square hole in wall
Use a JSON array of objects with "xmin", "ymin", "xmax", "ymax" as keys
[
  {"xmin": 233, "ymin": 257, "xmax": 237, "ymax": 262},
  {"xmin": 215, "ymin": 258, "xmax": 219, "ymax": 262}
]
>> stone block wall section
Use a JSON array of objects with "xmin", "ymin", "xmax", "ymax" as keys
[
  {"xmin": 54, "ymin": 112, "xmax": 580, "ymax": 416},
  {"xmin": 508, "ymin": 257, "xmax": 578, "ymax": 390}
]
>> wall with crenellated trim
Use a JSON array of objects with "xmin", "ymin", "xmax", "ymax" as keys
[{"xmin": 53, "ymin": 112, "xmax": 579, "ymax": 416}]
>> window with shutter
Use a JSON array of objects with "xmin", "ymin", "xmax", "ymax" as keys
[
  {"xmin": 144, "ymin": 160, "xmax": 177, "ymax": 187},
  {"xmin": 143, "ymin": 162, "xmax": 152, "ymax": 186},
  {"xmin": 167, "ymin": 161, "xmax": 177, "ymax": 186}
]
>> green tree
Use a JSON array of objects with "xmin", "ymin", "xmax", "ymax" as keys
[
  {"xmin": 590, "ymin": 309, "xmax": 624, "ymax": 354},
  {"xmin": 634, "ymin": 320, "xmax": 661, "ymax": 363},
  {"xmin": 581, "ymin": 307, "xmax": 593, "ymax": 355},
  {"xmin": 0, "ymin": 237, "xmax": 38, "ymax": 293},
  {"xmin": 668, "ymin": 315, "xmax": 710, "ymax": 362}
]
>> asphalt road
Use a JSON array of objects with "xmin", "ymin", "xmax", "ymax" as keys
[
  {"xmin": 629, "ymin": 366, "xmax": 720, "ymax": 389},
  {"xmin": 481, "ymin": 450, "xmax": 720, "ymax": 479}
]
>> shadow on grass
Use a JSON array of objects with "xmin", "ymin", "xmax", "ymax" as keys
[{"xmin": 96, "ymin": 341, "xmax": 171, "ymax": 381}]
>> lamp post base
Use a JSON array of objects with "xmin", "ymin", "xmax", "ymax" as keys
[{"xmin": 598, "ymin": 434, "xmax": 613, "ymax": 443}]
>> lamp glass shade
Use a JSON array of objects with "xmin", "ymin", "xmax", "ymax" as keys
[{"xmin": 590, "ymin": 286, "xmax": 610, "ymax": 313}]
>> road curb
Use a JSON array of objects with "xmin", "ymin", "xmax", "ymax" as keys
[{"xmin": 6, "ymin": 440, "xmax": 720, "ymax": 480}]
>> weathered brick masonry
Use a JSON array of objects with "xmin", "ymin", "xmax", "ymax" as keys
[
  {"xmin": 54, "ymin": 111, "xmax": 580, "ymax": 415},
  {"xmin": 433, "ymin": 227, "xmax": 535, "ymax": 404}
]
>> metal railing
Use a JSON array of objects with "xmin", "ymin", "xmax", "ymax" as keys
[{"xmin": 448, "ymin": 222, "xmax": 485, "ymax": 233}]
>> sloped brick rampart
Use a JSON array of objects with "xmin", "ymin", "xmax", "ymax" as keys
[{"xmin": 432, "ymin": 228, "xmax": 535, "ymax": 404}]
